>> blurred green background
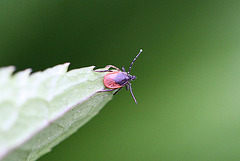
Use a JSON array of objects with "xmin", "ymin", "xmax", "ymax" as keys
[{"xmin": 1, "ymin": 1, "xmax": 240, "ymax": 161}]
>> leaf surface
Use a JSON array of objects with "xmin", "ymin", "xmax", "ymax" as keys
[{"xmin": 0, "ymin": 63, "xmax": 113, "ymax": 161}]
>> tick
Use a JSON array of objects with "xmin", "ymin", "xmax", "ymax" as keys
[{"xmin": 94, "ymin": 49, "xmax": 143, "ymax": 104}]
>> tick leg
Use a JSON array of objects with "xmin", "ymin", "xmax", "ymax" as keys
[
  {"xmin": 113, "ymin": 87, "xmax": 123, "ymax": 95},
  {"xmin": 94, "ymin": 65, "xmax": 120, "ymax": 72},
  {"xmin": 125, "ymin": 84, "xmax": 129, "ymax": 91},
  {"xmin": 97, "ymin": 89, "xmax": 116, "ymax": 93},
  {"xmin": 122, "ymin": 66, "xmax": 126, "ymax": 72},
  {"xmin": 128, "ymin": 82, "xmax": 137, "ymax": 104},
  {"xmin": 94, "ymin": 70, "xmax": 114, "ymax": 73},
  {"xmin": 105, "ymin": 65, "xmax": 121, "ymax": 71},
  {"xmin": 128, "ymin": 49, "xmax": 143, "ymax": 74}
]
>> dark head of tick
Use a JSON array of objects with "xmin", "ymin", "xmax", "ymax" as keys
[
  {"xmin": 95, "ymin": 49, "xmax": 143, "ymax": 104},
  {"xmin": 114, "ymin": 72, "xmax": 136, "ymax": 86}
]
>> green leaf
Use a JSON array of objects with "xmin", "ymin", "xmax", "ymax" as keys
[{"xmin": 0, "ymin": 63, "xmax": 113, "ymax": 161}]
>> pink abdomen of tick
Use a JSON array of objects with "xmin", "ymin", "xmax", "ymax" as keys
[{"xmin": 103, "ymin": 71, "xmax": 123, "ymax": 89}]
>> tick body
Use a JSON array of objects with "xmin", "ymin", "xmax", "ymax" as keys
[
  {"xmin": 94, "ymin": 49, "xmax": 142, "ymax": 104},
  {"xmin": 104, "ymin": 71, "xmax": 127, "ymax": 89}
]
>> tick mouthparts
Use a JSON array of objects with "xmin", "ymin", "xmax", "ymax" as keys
[{"xmin": 132, "ymin": 76, "xmax": 137, "ymax": 80}]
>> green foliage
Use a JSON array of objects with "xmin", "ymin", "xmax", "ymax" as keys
[{"xmin": 0, "ymin": 63, "xmax": 113, "ymax": 161}]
